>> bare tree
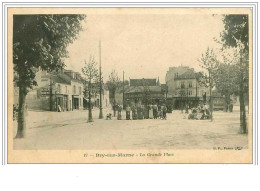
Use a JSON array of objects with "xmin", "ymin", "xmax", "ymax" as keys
[
  {"xmin": 106, "ymin": 70, "xmax": 121, "ymax": 116},
  {"xmin": 82, "ymin": 56, "xmax": 99, "ymax": 122},
  {"xmin": 198, "ymin": 47, "xmax": 219, "ymax": 121}
]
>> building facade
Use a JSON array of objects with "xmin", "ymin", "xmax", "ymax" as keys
[
  {"xmin": 165, "ymin": 66, "xmax": 194, "ymax": 97},
  {"xmin": 165, "ymin": 66, "xmax": 210, "ymax": 109},
  {"xmin": 173, "ymin": 70, "xmax": 209, "ymax": 109},
  {"xmin": 26, "ymin": 69, "xmax": 84, "ymax": 111},
  {"xmin": 124, "ymin": 78, "xmax": 166, "ymax": 106}
]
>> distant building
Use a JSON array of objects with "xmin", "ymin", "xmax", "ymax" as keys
[
  {"xmin": 130, "ymin": 78, "xmax": 157, "ymax": 86},
  {"xmin": 165, "ymin": 66, "xmax": 210, "ymax": 109},
  {"xmin": 26, "ymin": 69, "xmax": 84, "ymax": 111},
  {"xmin": 173, "ymin": 70, "xmax": 209, "ymax": 108},
  {"xmin": 124, "ymin": 78, "xmax": 166, "ymax": 106},
  {"xmin": 165, "ymin": 66, "xmax": 195, "ymax": 97}
]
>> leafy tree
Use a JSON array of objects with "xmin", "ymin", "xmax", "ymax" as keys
[
  {"xmin": 198, "ymin": 47, "xmax": 219, "ymax": 121},
  {"xmin": 221, "ymin": 15, "xmax": 249, "ymax": 51},
  {"xmin": 214, "ymin": 50, "xmax": 239, "ymax": 106},
  {"xmin": 82, "ymin": 56, "xmax": 99, "ymax": 122},
  {"xmin": 13, "ymin": 14, "xmax": 86, "ymax": 138},
  {"xmin": 220, "ymin": 14, "xmax": 249, "ymax": 134}
]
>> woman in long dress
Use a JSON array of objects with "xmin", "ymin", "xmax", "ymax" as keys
[{"xmin": 149, "ymin": 104, "xmax": 153, "ymax": 119}]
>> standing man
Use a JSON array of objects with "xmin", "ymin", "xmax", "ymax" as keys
[
  {"xmin": 126, "ymin": 104, "xmax": 131, "ymax": 120},
  {"xmin": 117, "ymin": 105, "xmax": 122, "ymax": 120},
  {"xmin": 162, "ymin": 104, "xmax": 167, "ymax": 120},
  {"xmin": 113, "ymin": 103, "xmax": 117, "ymax": 117},
  {"xmin": 229, "ymin": 102, "xmax": 233, "ymax": 112},
  {"xmin": 132, "ymin": 105, "xmax": 137, "ymax": 120},
  {"xmin": 153, "ymin": 104, "xmax": 158, "ymax": 119}
]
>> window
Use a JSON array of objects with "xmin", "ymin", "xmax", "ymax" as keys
[
  {"xmin": 65, "ymin": 86, "xmax": 67, "ymax": 93},
  {"xmin": 189, "ymin": 90, "xmax": 193, "ymax": 96},
  {"xmin": 57, "ymin": 84, "xmax": 61, "ymax": 93},
  {"xmin": 181, "ymin": 81, "xmax": 185, "ymax": 88},
  {"xmin": 188, "ymin": 81, "xmax": 192, "ymax": 88},
  {"xmin": 73, "ymin": 85, "xmax": 76, "ymax": 94},
  {"xmin": 178, "ymin": 81, "xmax": 181, "ymax": 88}
]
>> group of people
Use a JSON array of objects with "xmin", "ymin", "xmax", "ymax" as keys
[
  {"xmin": 185, "ymin": 103, "xmax": 211, "ymax": 120},
  {"xmin": 224, "ymin": 102, "xmax": 234, "ymax": 112},
  {"xmin": 113, "ymin": 103, "xmax": 168, "ymax": 120}
]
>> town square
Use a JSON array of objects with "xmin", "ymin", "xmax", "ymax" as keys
[
  {"xmin": 12, "ymin": 10, "xmax": 250, "ymax": 151},
  {"xmin": 1, "ymin": 3, "xmax": 258, "ymax": 191},
  {"xmin": 13, "ymin": 106, "xmax": 248, "ymax": 150}
]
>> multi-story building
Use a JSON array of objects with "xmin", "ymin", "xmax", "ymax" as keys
[
  {"xmin": 63, "ymin": 70, "xmax": 84, "ymax": 110},
  {"xmin": 173, "ymin": 70, "xmax": 209, "ymax": 108},
  {"xmin": 26, "ymin": 69, "xmax": 84, "ymax": 111},
  {"xmin": 165, "ymin": 66, "xmax": 194, "ymax": 97},
  {"xmin": 165, "ymin": 66, "xmax": 210, "ymax": 109}
]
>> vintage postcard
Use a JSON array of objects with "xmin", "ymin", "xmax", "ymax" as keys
[{"xmin": 7, "ymin": 7, "xmax": 253, "ymax": 163}]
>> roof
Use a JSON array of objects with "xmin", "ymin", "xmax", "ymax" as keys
[
  {"xmin": 174, "ymin": 70, "xmax": 199, "ymax": 80},
  {"xmin": 63, "ymin": 71, "xmax": 84, "ymax": 83},
  {"xmin": 130, "ymin": 78, "xmax": 157, "ymax": 86},
  {"xmin": 161, "ymin": 84, "xmax": 167, "ymax": 92},
  {"xmin": 52, "ymin": 73, "xmax": 71, "ymax": 85},
  {"xmin": 125, "ymin": 86, "xmax": 162, "ymax": 94}
]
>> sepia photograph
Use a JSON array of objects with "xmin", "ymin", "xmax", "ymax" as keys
[{"xmin": 7, "ymin": 7, "xmax": 253, "ymax": 163}]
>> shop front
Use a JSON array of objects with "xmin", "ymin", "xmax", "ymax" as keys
[
  {"xmin": 72, "ymin": 95, "xmax": 79, "ymax": 110},
  {"xmin": 55, "ymin": 94, "xmax": 68, "ymax": 112}
]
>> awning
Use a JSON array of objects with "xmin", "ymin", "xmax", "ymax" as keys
[
  {"xmin": 174, "ymin": 97, "xmax": 200, "ymax": 100},
  {"xmin": 83, "ymin": 97, "xmax": 95, "ymax": 103}
]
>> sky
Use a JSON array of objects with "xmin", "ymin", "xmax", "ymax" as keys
[{"xmin": 65, "ymin": 12, "xmax": 224, "ymax": 83}]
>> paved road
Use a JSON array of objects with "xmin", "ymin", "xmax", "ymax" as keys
[{"xmin": 13, "ymin": 107, "xmax": 249, "ymax": 150}]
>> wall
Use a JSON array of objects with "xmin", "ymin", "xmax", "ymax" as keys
[
  {"xmin": 174, "ymin": 78, "xmax": 209, "ymax": 99},
  {"xmin": 165, "ymin": 66, "xmax": 194, "ymax": 96}
]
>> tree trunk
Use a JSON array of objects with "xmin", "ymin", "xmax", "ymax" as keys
[
  {"xmin": 209, "ymin": 71, "xmax": 213, "ymax": 121},
  {"xmin": 88, "ymin": 80, "xmax": 93, "ymax": 123},
  {"xmin": 50, "ymin": 74, "xmax": 53, "ymax": 111},
  {"xmin": 15, "ymin": 86, "xmax": 27, "ymax": 138},
  {"xmin": 239, "ymin": 90, "xmax": 247, "ymax": 134},
  {"xmin": 113, "ymin": 98, "xmax": 116, "ymax": 117}
]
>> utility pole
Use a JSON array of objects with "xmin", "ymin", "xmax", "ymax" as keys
[
  {"xmin": 99, "ymin": 40, "xmax": 103, "ymax": 119},
  {"xmin": 123, "ymin": 71, "xmax": 125, "ymax": 109}
]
